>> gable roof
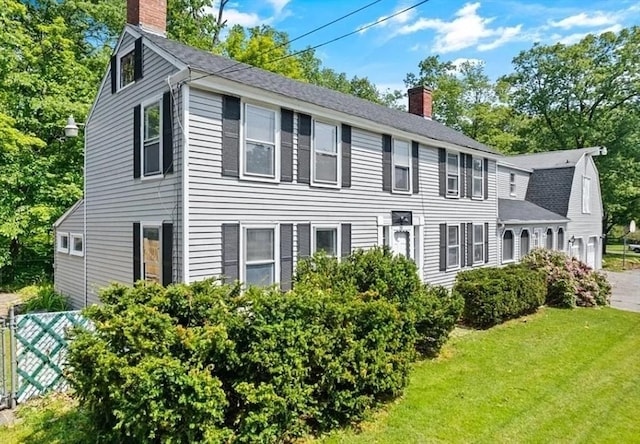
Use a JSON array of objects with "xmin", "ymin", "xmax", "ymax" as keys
[
  {"xmin": 136, "ymin": 27, "xmax": 497, "ymax": 155},
  {"xmin": 53, "ymin": 198, "xmax": 84, "ymax": 228},
  {"xmin": 507, "ymin": 147, "xmax": 604, "ymax": 170},
  {"xmin": 524, "ymin": 167, "xmax": 575, "ymax": 217},
  {"xmin": 498, "ymin": 198, "xmax": 568, "ymax": 224}
]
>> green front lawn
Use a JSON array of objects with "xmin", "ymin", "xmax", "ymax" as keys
[
  {"xmin": 603, "ymin": 244, "xmax": 640, "ymax": 271},
  {"xmin": 324, "ymin": 307, "xmax": 640, "ymax": 443}
]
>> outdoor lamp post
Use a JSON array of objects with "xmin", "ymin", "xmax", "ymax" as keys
[{"xmin": 64, "ymin": 115, "xmax": 84, "ymax": 138}]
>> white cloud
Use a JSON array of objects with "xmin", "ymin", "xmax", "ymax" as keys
[
  {"xmin": 395, "ymin": 2, "xmax": 522, "ymax": 53},
  {"xmin": 557, "ymin": 24, "xmax": 623, "ymax": 45},
  {"xmin": 211, "ymin": 0, "xmax": 291, "ymax": 29},
  {"xmin": 266, "ymin": 0, "xmax": 291, "ymax": 15},
  {"xmin": 359, "ymin": 3, "xmax": 418, "ymax": 33},
  {"xmin": 550, "ymin": 12, "xmax": 617, "ymax": 29},
  {"xmin": 222, "ymin": 9, "xmax": 265, "ymax": 27}
]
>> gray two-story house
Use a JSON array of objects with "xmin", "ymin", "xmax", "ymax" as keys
[{"xmin": 53, "ymin": 0, "xmax": 605, "ymax": 309}]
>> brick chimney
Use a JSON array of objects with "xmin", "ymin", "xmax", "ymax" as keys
[
  {"xmin": 127, "ymin": 0, "xmax": 167, "ymax": 35},
  {"xmin": 408, "ymin": 86, "xmax": 432, "ymax": 120}
]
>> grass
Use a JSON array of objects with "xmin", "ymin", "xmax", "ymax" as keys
[
  {"xmin": 323, "ymin": 307, "xmax": 640, "ymax": 443},
  {"xmin": 603, "ymin": 244, "xmax": 640, "ymax": 271},
  {"xmin": 2, "ymin": 308, "xmax": 639, "ymax": 443}
]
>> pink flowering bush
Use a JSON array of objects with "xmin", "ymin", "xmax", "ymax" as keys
[{"xmin": 521, "ymin": 249, "xmax": 611, "ymax": 308}]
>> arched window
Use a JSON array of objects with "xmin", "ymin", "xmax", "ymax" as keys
[
  {"xmin": 502, "ymin": 230, "xmax": 514, "ymax": 263},
  {"xmin": 557, "ymin": 228, "xmax": 565, "ymax": 251},
  {"xmin": 546, "ymin": 228, "xmax": 554, "ymax": 250},
  {"xmin": 520, "ymin": 229, "xmax": 530, "ymax": 258}
]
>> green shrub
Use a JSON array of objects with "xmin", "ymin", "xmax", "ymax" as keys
[
  {"xmin": 522, "ymin": 249, "xmax": 611, "ymax": 308},
  {"xmin": 68, "ymin": 277, "xmax": 415, "ymax": 443},
  {"xmin": 19, "ymin": 284, "xmax": 69, "ymax": 312},
  {"xmin": 453, "ymin": 265, "xmax": 546, "ymax": 329}
]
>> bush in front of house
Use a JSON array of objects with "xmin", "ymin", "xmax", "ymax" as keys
[
  {"xmin": 295, "ymin": 247, "xmax": 463, "ymax": 357},
  {"xmin": 19, "ymin": 284, "xmax": 70, "ymax": 312},
  {"xmin": 67, "ymin": 276, "xmax": 415, "ymax": 443},
  {"xmin": 453, "ymin": 264, "xmax": 547, "ymax": 329},
  {"xmin": 521, "ymin": 249, "xmax": 611, "ymax": 307}
]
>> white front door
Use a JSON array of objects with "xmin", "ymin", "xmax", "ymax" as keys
[
  {"xmin": 587, "ymin": 238, "xmax": 596, "ymax": 267},
  {"xmin": 390, "ymin": 226, "xmax": 414, "ymax": 260}
]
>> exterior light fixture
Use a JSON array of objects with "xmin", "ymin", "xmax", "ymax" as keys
[
  {"xmin": 64, "ymin": 115, "xmax": 85, "ymax": 138},
  {"xmin": 568, "ymin": 235, "xmax": 576, "ymax": 246}
]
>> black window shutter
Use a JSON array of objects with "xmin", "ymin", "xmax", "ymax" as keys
[
  {"xmin": 484, "ymin": 222, "xmax": 489, "ymax": 263},
  {"xmin": 412, "ymin": 141, "xmax": 420, "ymax": 194},
  {"xmin": 133, "ymin": 105, "xmax": 141, "ymax": 179},
  {"xmin": 465, "ymin": 154, "xmax": 472, "ymax": 198},
  {"xmin": 341, "ymin": 224, "xmax": 352, "ymax": 258},
  {"xmin": 110, "ymin": 56, "xmax": 117, "ymax": 94},
  {"xmin": 281, "ymin": 109, "xmax": 294, "ymax": 182},
  {"xmin": 297, "ymin": 224, "xmax": 310, "ymax": 260},
  {"xmin": 467, "ymin": 222, "xmax": 474, "ymax": 266},
  {"xmin": 484, "ymin": 158, "xmax": 489, "ymax": 200},
  {"xmin": 297, "ymin": 113, "xmax": 311, "ymax": 184},
  {"xmin": 162, "ymin": 222, "xmax": 173, "ymax": 286},
  {"xmin": 162, "ymin": 91, "xmax": 174, "ymax": 174},
  {"xmin": 382, "ymin": 134, "xmax": 392, "ymax": 191},
  {"xmin": 280, "ymin": 224, "xmax": 293, "ymax": 291},
  {"xmin": 222, "ymin": 223, "xmax": 240, "ymax": 283},
  {"xmin": 439, "ymin": 224, "xmax": 447, "ymax": 271},
  {"xmin": 342, "ymin": 124, "xmax": 352, "ymax": 188},
  {"xmin": 222, "ymin": 95, "xmax": 241, "ymax": 177},
  {"xmin": 134, "ymin": 37, "xmax": 143, "ymax": 81},
  {"xmin": 133, "ymin": 223, "xmax": 141, "ymax": 282},
  {"xmin": 460, "ymin": 223, "xmax": 466, "ymax": 267},
  {"xmin": 438, "ymin": 148, "xmax": 446, "ymax": 197}
]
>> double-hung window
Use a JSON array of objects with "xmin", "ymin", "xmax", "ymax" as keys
[
  {"xmin": 245, "ymin": 227, "xmax": 276, "ymax": 286},
  {"xmin": 447, "ymin": 225, "xmax": 460, "ymax": 268},
  {"xmin": 244, "ymin": 104, "xmax": 277, "ymax": 178},
  {"xmin": 143, "ymin": 101, "xmax": 162, "ymax": 176},
  {"xmin": 393, "ymin": 139, "xmax": 411, "ymax": 192},
  {"xmin": 472, "ymin": 158, "xmax": 483, "ymax": 198},
  {"xmin": 446, "ymin": 153, "xmax": 460, "ymax": 197},
  {"xmin": 119, "ymin": 50, "xmax": 135, "ymax": 89},
  {"xmin": 509, "ymin": 173, "xmax": 516, "ymax": 196},
  {"xmin": 313, "ymin": 226, "xmax": 338, "ymax": 256},
  {"xmin": 142, "ymin": 226, "xmax": 161, "ymax": 283},
  {"xmin": 582, "ymin": 177, "xmax": 591, "ymax": 213},
  {"xmin": 313, "ymin": 121, "xmax": 339, "ymax": 185},
  {"xmin": 473, "ymin": 224, "xmax": 484, "ymax": 263}
]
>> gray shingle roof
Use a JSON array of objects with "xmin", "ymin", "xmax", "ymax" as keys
[
  {"xmin": 525, "ymin": 167, "xmax": 575, "ymax": 217},
  {"xmin": 507, "ymin": 147, "xmax": 601, "ymax": 170},
  {"xmin": 137, "ymin": 27, "xmax": 497, "ymax": 155},
  {"xmin": 498, "ymin": 199, "xmax": 568, "ymax": 223}
]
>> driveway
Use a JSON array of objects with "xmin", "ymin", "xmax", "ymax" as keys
[{"xmin": 606, "ymin": 270, "xmax": 640, "ymax": 313}]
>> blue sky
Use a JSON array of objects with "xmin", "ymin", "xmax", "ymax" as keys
[{"xmin": 217, "ymin": 0, "xmax": 640, "ymax": 92}]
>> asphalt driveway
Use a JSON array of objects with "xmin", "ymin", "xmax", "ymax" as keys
[{"xmin": 606, "ymin": 270, "xmax": 640, "ymax": 312}]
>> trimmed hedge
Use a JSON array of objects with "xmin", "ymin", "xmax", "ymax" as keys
[
  {"xmin": 453, "ymin": 264, "xmax": 546, "ymax": 329},
  {"xmin": 68, "ymin": 248, "xmax": 460, "ymax": 443}
]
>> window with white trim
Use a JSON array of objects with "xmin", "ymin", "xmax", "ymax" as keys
[
  {"xmin": 472, "ymin": 158, "xmax": 483, "ymax": 198},
  {"xmin": 313, "ymin": 121, "xmax": 339, "ymax": 185},
  {"xmin": 473, "ymin": 224, "xmax": 484, "ymax": 263},
  {"xmin": 546, "ymin": 228, "xmax": 554, "ymax": 250},
  {"xmin": 313, "ymin": 226, "xmax": 338, "ymax": 257},
  {"xmin": 143, "ymin": 100, "xmax": 162, "ymax": 177},
  {"xmin": 244, "ymin": 227, "xmax": 276, "ymax": 286},
  {"xmin": 509, "ymin": 172, "xmax": 516, "ymax": 196},
  {"xmin": 447, "ymin": 225, "xmax": 460, "ymax": 267},
  {"xmin": 244, "ymin": 103, "xmax": 277, "ymax": 178},
  {"xmin": 393, "ymin": 139, "xmax": 411, "ymax": 192},
  {"xmin": 502, "ymin": 230, "xmax": 514, "ymax": 262},
  {"xmin": 57, "ymin": 232, "xmax": 69, "ymax": 253},
  {"xmin": 582, "ymin": 176, "xmax": 591, "ymax": 213},
  {"xmin": 557, "ymin": 228, "xmax": 565, "ymax": 251},
  {"xmin": 520, "ymin": 229, "xmax": 530, "ymax": 257},
  {"xmin": 446, "ymin": 152, "xmax": 460, "ymax": 197},
  {"xmin": 119, "ymin": 49, "xmax": 135, "ymax": 89},
  {"xmin": 142, "ymin": 226, "xmax": 161, "ymax": 283},
  {"xmin": 70, "ymin": 233, "xmax": 84, "ymax": 257}
]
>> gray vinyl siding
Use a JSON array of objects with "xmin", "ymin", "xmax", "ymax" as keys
[
  {"xmin": 564, "ymin": 156, "xmax": 603, "ymax": 268},
  {"xmin": 187, "ymin": 87, "xmax": 498, "ymax": 288},
  {"xmin": 497, "ymin": 165, "xmax": 530, "ymax": 200},
  {"xmin": 84, "ymin": 32, "xmax": 182, "ymax": 303},
  {"xmin": 54, "ymin": 200, "xmax": 84, "ymax": 308}
]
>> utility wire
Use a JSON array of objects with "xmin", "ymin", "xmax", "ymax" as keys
[{"xmin": 213, "ymin": 0, "xmax": 384, "ymax": 76}]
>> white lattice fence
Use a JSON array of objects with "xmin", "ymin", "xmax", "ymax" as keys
[{"xmin": 15, "ymin": 311, "xmax": 90, "ymax": 403}]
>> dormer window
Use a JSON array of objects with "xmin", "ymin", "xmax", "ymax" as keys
[{"xmin": 509, "ymin": 173, "xmax": 516, "ymax": 196}]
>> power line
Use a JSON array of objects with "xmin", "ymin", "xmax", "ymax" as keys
[
  {"xmin": 219, "ymin": 0, "xmax": 430, "ymax": 76},
  {"xmin": 214, "ymin": 0, "xmax": 384, "ymax": 76}
]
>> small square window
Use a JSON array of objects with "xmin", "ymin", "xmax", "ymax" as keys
[
  {"xmin": 393, "ymin": 139, "xmax": 411, "ymax": 192},
  {"xmin": 143, "ymin": 101, "xmax": 162, "ymax": 177},
  {"xmin": 70, "ymin": 233, "xmax": 84, "ymax": 257},
  {"xmin": 314, "ymin": 227, "xmax": 338, "ymax": 256},
  {"xmin": 446, "ymin": 153, "xmax": 459, "ymax": 197},
  {"xmin": 313, "ymin": 121, "xmax": 339, "ymax": 185},
  {"xmin": 57, "ymin": 233, "xmax": 69, "ymax": 253},
  {"xmin": 120, "ymin": 50, "xmax": 135, "ymax": 89}
]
